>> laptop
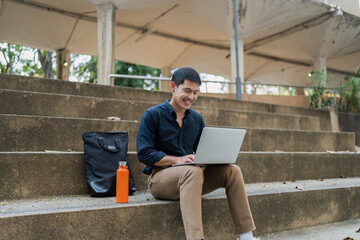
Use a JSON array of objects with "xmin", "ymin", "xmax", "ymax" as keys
[{"xmin": 172, "ymin": 127, "xmax": 246, "ymax": 167}]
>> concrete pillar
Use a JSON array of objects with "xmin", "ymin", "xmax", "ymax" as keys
[
  {"xmin": 314, "ymin": 56, "xmax": 327, "ymax": 80},
  {"xmin": 230, "ymin": 37, "xmax": 244, "ymax": 94},
  {"xmin": 56, "ymin": 49, "xmax": 70, "ymax": 80},
  {"xmin": 97, "ymin": 3, "xmax": 116, "ymax": 85},
  {"xmin": 160, "ymin": 66, "xmax": 172, "ymax": 92},
  {"xmin": 296, "ymin": 87, "xmax": 305, "ymax": 96},
  {"xmin": 330, "ymin": 109, "xmax": 340, "ymax": 132}
]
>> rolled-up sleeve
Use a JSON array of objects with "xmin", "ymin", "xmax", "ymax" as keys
[{"xmin": 136, "ymin": 110, "xmax": 166, "ymax": 166}]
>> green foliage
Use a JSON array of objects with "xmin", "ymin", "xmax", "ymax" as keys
[
  {"xmin": 0, "ymin": 43, "xmax": 24, "ymax": 74},
  {"xmin": 0, "ymin": 43, "xmax": 55, "ymax": 77},
  {"xmin": 308, "ymin": 69, "xmax": 333, "ymax": 109},
  {"xmin": 71, "ymin": 55, "xmax": 161, "ymax": 89},
  {"xmin": 337, "ymin": 66, "xmax": 360, "ymax": 113},
  {"xmin": 114, "ymin": 61, "xmax": 160, "ymax": 90},
  {"xmin": 280, "ymin": 86, "xmax": 296, "ymax": 96},
  {"xmin": 71, "ymin": 55, "xmax": 97, "ymax": 83},
  {"xmin": 307, "ymin": 67, "xmax": 360, "ymax": 113},
  {"xmin": 2, "ymin": 43, "xmax": 159, "ymax": 88}
]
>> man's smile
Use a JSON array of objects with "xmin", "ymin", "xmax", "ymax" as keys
[{"xmin": 183, "ymin": 98, "xmax": 193, "ymax": 106}]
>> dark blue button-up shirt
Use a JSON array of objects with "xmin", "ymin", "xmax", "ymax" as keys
[{"xmin": 137, "ymin": 100, "xmax": 205, "ymax": 174}]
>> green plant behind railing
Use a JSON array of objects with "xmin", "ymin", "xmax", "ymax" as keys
[
  {"xmin": 337, "ymin": 66, "xmax": 360, "ymax": 113},
  {"xmin": 308, "ymin": 69, "xmax": 333, "ymax": 109}
]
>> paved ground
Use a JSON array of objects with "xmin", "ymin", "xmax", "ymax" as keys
[{"xmin": 260, "ymin": 219, "xmax": 360, "ymax": 240}]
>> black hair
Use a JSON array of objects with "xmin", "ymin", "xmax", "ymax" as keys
[{"xmin": 171, "ymin": 67, "xmax": 201, "ymax": 86}]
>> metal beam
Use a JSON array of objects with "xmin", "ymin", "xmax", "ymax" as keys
[
  {"xmin": 248, "ymin": 52, "xmax": 354, "ymax": 76},
  {"xmin": 248, "ymin": 52, "xmax": 311, "ymax": 67},
  {"xmin": 233, "ymin": 0, "xmax": 242, "ymax": 100}
]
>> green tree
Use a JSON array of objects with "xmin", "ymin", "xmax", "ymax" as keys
[
  {"xmin": 114, "ymin": 61, "xmax": 160, "ymax": 90},
  {"xmin": 1, "ymin": 43, "xmax": 23, "ymax": 74},
  {"xmin": 71, "ymin": 54, "xmax": 160, "ymax": 89},
  {"xmin": 308, "ymin": 69, "xmax": 332, "ymax": 108},
  {"xmin": 0, "ymin": 43, "xmax": 56, "ymax": 78},
  {"xmin": 37, "ymin": 50, "xmax": 53, "ymax": 79},
  {"xmin": 337, "ymin": 66, "xmax": 360, "ymax": 113},
  {"xmin": 71, "ymin": 55, "xmax": 98, "ymax": 83}
]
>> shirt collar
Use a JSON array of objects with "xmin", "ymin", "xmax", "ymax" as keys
[{"xmin": 164, "ymin": 100, "xmax": 191, "ymax": 117}]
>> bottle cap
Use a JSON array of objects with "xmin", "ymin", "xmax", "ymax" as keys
[{"xmin": 119, "ymin": 161, "xmax": 127, "ymax": 167}]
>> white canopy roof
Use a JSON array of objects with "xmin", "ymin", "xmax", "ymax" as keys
[{"xmin": 1, "ymin": 0, "xmax": 359, "ymax": 87}]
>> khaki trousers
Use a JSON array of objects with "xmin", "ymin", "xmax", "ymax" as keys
[{"xmin": 147, "ymin": 164, "xmax": 255, "ymax": 240}]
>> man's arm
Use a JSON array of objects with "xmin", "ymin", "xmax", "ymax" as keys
[
  {"xmin": 153, "ymin": 154, "xmax": 195, "ymax": 167},
  {"xmin": 137, "ymin": 110, "xmax": 193, "ymax": 167},
  {"xmin": 137, "ymin": 110, "xmax": 167, "ymax": 167}
]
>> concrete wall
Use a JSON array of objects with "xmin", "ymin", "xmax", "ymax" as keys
[
  {"xmin": 242, "ymin": 94, "xmax": 310, "ymax": 108},
  {"xmin": 338, "ymin": 112, "xmax": 360, "ymax": 146},
  {"xmin": 198, "ymin": 92, "xmax": 310, "ymax": 108}
]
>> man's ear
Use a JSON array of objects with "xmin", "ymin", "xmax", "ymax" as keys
[{"xmin": 170, "ymin": 82, "xmax": 176, "ymax": 92}]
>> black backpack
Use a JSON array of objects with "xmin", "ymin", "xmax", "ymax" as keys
[{"xmin": 82, "ymin": 131, "xmax": 136, "ymax": 197}]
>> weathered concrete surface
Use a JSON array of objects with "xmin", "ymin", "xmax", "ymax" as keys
[
  {"xmin": 240, "ymin": 128, "xmax": 355, "ymax": 152},
  {"xmin": 0, "ymin": 73, "xmax": 170, "ymax": 103},
  {"xmin": 240, "ymin": 152, "xmax": 360, "ymax": 183},
  {"xmin": 0, "ymin": 74, "xmax": 331, "ymax": 130},
  {"xmin": 350, "ymin": 184, "xmax": 360, "ymax": 219},
  {"xmin": 197, "ymin": 107, "xmax": 319, "ymax": 130},
  {"xmin": 0, "ymin": 114, "xmax": 139, "ymax": 152},
  {"xmin": 1, "ymin": 179, "xmax": 359, "ymax": 239},
  {"xmin": 0, "ymin": 89, "xmax": 320, "ymax": 130},
  {"xmin": 260, "ymin": 219, "xmax": 360, "ymax": 240},
  {"xmin": 338, "ymin": 111, "xmax": 360, "ymax": 146},
  {"xmin": 0, "ymin": 152, "xmax": 147, "ymax": 200},
  {"xmin": 0, "ymin": 74, "xmax": 357, "ymax": 239},
  {"xmin": 0, "ymin": 114, "xmax": 354, "ymax": 152},
  {"xmin": 2, "ymin": 152, "xmax": 360, "ymax": 200},
  {"xmin": 269, "ymin": 105, "xmax": 332, "ymax": 132},
  {"xmin": 250, "ymin": 187, "xmax": 359, "ymax": 235},
  {"xmin": 0, "ymin": 89, "xmax": 154, "ymax": 121},
  {"xmin": 0, "ymin": 74, "xmax": 267, "ymax": 111},
  {"xmin": 0, "ymin": 152, "xmax": 87, "ymax": 201}
]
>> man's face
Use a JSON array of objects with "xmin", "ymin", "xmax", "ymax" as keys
[{"xmin": 171, "ymin": 79, "xmax": 199, "ymax": 111}]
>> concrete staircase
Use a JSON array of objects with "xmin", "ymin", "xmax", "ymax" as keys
[{"xmin": 0, "ymin": 73, "xmax": 359, "ymax": 240}]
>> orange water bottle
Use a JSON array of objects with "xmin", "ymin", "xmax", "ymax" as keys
[{"xmin": 116, "ymin": 161, "xmax": 129, "ymax": 203}]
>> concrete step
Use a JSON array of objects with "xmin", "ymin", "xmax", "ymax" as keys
[
  {"xmin": 1, "ymin": 151, "xmax": 359, "ymax": 201},
  {"xmin": 0, "ymin": 89, "xmax": 320, "ymax": 130},
  {"xmin": 0, "ymin": 73, "xmax": 170, "ymax": 104},
  {"xmin": 1, "ymin": 178, "xmax": 359, "ymax": 240},
  {"xmin": 0, "ymin": 114, "xmax": 354, "ymax": 152},
  {"xmin": 0, "ymin": 74, "xmax": 332, "ymax": 131},
  {"xmin": 260, "ymin": 219, "xmax": 360, "ymax": 240}
]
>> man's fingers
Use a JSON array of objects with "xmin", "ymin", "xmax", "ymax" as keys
[{"xmin": 178, "ymin": 155, "xmax": 195, "ymax": 163}]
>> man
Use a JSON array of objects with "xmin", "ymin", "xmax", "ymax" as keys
[{"xmin": 137, "ymin": 67, "xmax": 258, "ymax": 240}]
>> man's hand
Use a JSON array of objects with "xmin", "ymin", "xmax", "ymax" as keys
[
  {"xmin": 176, "ymin": 154, "xmax": 195, "ymax": 164},
  {"xmin": 154, "ymin": 154, "xmax": 195, "ymax": 167}
]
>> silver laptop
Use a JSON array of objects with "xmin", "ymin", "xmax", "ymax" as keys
[{"xmin": 172, "ymin": 127, "xmax": 246, "ymax": 167}]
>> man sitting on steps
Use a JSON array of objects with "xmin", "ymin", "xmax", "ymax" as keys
[{"xmin": 136, "ymin": 67, "xmax": 259, "ymax": 240}]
